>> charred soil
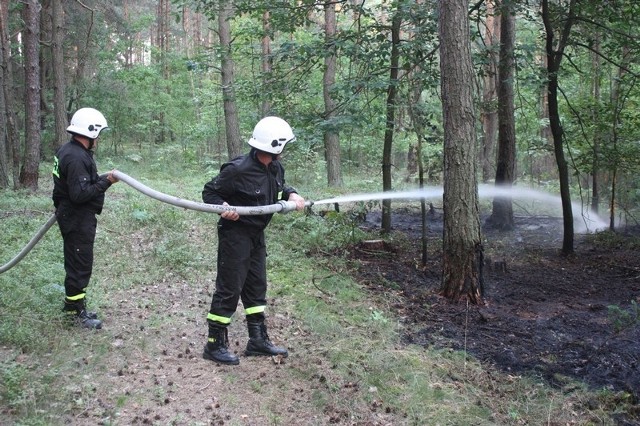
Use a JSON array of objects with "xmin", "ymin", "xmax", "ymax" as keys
[{"xmin": 354, "ymin": 208, "xmax": 640, "ymax": 424}]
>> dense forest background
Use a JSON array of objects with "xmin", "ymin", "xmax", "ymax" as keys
[
  {"xmin": 1, "ymin": 2, "xmax": 640, "ymax": 423},
  {"xmin": 1, "ymin": 0, "xmax": 640, "ymax": 282}
]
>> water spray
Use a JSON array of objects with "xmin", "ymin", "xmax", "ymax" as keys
[
  {"xmin": 312, "ymin": 184, "xmax": 608, "ymax": 233},
  {"xmin": 1, "ymin": 173, "xmax": 606, "ymax": 274}
]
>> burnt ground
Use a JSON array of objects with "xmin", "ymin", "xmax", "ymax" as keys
[{"xmin": 354, "ymin": 208, "xmax": 640, "ymax": 424}]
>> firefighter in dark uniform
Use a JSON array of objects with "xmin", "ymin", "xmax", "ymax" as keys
[
  {"xmin": 201, "ymin": 116, "xmax": 305, "ymax": 365},
  {"xmin": 52, "ymin": 108, "xmax": 118, "ymax": 329}
]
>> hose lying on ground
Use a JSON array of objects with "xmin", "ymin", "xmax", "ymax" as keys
[
  {"xmin": 0, "ymin": 170, "xmax": 312, "ymax": 274},
  {"xmin": 0, "ymin": 214, "xmax": 58, "ymax": 274}
]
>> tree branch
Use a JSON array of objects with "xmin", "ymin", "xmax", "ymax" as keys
[{"xmin": 572, "ymin": 42, "xmax": 640, "ymax": 78}]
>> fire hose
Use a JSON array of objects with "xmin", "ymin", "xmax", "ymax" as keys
[{"xmin": 0, "ymin": 170, "xmax": 313, "ymax": 274}]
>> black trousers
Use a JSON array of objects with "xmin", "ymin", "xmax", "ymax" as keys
[
  {"xmin": 56, "ymin": 205, "xmax": 97, "ymax": 298},
  {"xmin": 208, "ymin": 225, "xmax": 267, "ymax": 325}
]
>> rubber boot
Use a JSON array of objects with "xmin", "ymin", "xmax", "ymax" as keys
[
  {"xmin": 63, "ymin": 300, "xmax": 102, "ymax": 329},
  {"xmin": 63, "ymin": 298, "xmax": 98, "ymax": 319},
  {"xmin": 245, "ymin": 321, "xmax": 288, "ymax": 357},
  {"xmin": 203, "ymin": 325, "xmax": 240, "ymax": 365}
]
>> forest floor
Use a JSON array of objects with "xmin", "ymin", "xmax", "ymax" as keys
[
  {"xmin": 6, "ymin": 204, "xmax": 639, "ymax": 425},
  {"xmin": 356, "ymin": 208, "xmax": 640, "ymax": 425}
]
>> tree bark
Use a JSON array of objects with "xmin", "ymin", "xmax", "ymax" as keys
[
  {"xmin": 590, "ymin": 34, "xmax": 601, "ymax": 215},
  {"xmin": 0, "ymin": 0, "xmax": 19, "ymax": 188},
  {"xmin": 323, "ymin": 1, "xmax": 343, "ymax": 187},
  {"xmin": 381, "ymin": 11, "xmax": 401, "ymax": 233},
  {"xmin": 52, "ymin": 0, "xmax": 67, "ymax": 149},
  {"xmin": 541, "ymin": 0, "xmax": 575, "ymax": 255},
  {"xmin": 486, "ymin": 0, "xmax": 516, "ymax": 231},
  {"xmin": 480, "ymin": 0, "xmax": 499, "ymax": 183},
  {"xmin": 0, "ymin": 61, "xmax": 6, "ymax": 188},
  {"xmin": 218, "ymin": 1, "xmax": 242, "ymax": 159},
  {"xmin": 261, "ymin": 10, "xmax": 272, "ymax": 116},
  {"xmin": 608, "ymin": 46, "xmax": 630, "ymax": 231},
  {"xmin": 20, "ymin": 0, "xmax": 42, "ymax": 190},
  {"xmin": 438, "ymin": 0, "xmax": 484, "ymax": 304}
]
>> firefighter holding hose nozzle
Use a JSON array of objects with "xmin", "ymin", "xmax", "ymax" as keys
[
  {"xmin": 52, "ymin": 108, "xmax": 118, "ymax": 330},
  {"xmin": 201, "ymin": 116, "xmax": 305, "ymax": 365}
]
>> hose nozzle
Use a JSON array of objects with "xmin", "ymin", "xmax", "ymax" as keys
[{"xmin": 277, "ymin": 200, "xmax": 315, "ymax": 214}]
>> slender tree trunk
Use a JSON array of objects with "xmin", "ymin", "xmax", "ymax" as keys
[
  {"xmin": 381, "ymin": 11, "xmax": 401, "ymax": 233},
  {"xmin": 408, "ymin": 83, "xmax": 428, "ymax": 266},
  {"xmin": 487, "ymin": 0, "xmax": 516, "ymax": 230},
  {"xmin": 20, "ymin": 0, "xmax": 42, "ymax": 190},
  {"xmin": 52, "ymin": 0, "xmax": 67, "ymax": 149},
  {"xmin": 323, "ymin": 1, "xmax": 342, "ymax": 187},
  {"xmin": 542, "ymin": 0, "xmax": 575, "ymax": 255},
  {"xmin": 40, "ymin": 0, "xmax": 51, "ymax": 131},
  {"xmin": 590, "ymin": 35, "xmax": 601, "ymax": 215},
  {"xmin": 0, "ymin": 0, "xmax": 19, "ymax": 188},
  {"xmin": 218, "ymin": 1, "xmax": 241, "ymax": 159},
  {"xmin": 439, "ymin": 0, "xmax": 484, "ymax": 304},
  {"xmin": 480, "ymin": 0, "xmax": 499, "ymax": 183},
  {"xmin": 0, "ymin": 47, "xmax": 6, "ymax": 188},
  {"xmin": 68, "ymin": 1, "xmax": 94, "ymax": 113},
  {"xmin": 535, "ymin": 53, "xmax": 554, "ymax": 185},
  {"xmin": 261, "ymin": 10, "xmax": 272, "ymax": 116},
  {"xmin": 608, "ymin": 46, "xmax": 629, "ymax": 230}
]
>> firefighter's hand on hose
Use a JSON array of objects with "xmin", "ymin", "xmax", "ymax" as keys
[
  {"xmin": 220, "ymin": 202, "xmax": 240, "ymax": 221},
  {"xmin": 288, "ymin": 193, "xmax": 306, "ymax": 211},
  {"xmin": 107, "ymin": 169, "xmax": 119, "ymax": 184}
]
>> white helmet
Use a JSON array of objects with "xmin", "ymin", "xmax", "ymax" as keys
[
  {"xmin": 247, "ymin": 116, "xmax": 296, "ymax": 155},
  {"xmin": 66, "ymin": 108, "xmax": 109, "ymax": 139}
]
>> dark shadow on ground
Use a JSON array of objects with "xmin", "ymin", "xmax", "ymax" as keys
[{"xmin": 350, "ymin": 208, "xmax": 639, "ymax": 424}]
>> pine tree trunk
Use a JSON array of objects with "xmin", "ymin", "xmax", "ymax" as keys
[
  {"xmin": 218, "ymin": 2, "xmax": 241, "ymax": 159},
  {"xmin": 381, "ymin": 11, "xmax": 401, "ymax": 233},
  {"xmin": 323, "ymin": 1, "xmax": 342, "ymax": 187},
  {"xmin": 261, "ymin": 10, "xmax": 272, "ymax": 116},
  {"xmin": 487, "ymin": 0, "xmax": 516, "ymax": 231},
  {"xmin": 0, "ymin": 0, "xmax": 19, "ymax": 188},
  {"xmin": 480, "ymin": 0, "xmax": 499, "ymax": 183},
  {"xmin": 439, "ymin": 0, "xmax": 484, "ymax": 304},
  {"xmin": 19, "ymin": 0, "xmax": 42, "ymax": 190},
  {"xmin": 542, "ymin": 0, "xmax": 575, "ymax": 255},
  {"xmin": 52, "ymin": 0, "xmax": 67, "ymax": 149}
]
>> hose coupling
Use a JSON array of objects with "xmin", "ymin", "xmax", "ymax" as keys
[{"xmin": 277, "ymin": 200, "xmax": 298, "ymax": 214}]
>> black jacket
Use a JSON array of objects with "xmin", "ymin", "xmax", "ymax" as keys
[
  {"xmin": 52, "ymin": 138, "xmax": 112, "ymax": 214},
  {"xmin": 202, "ymin": 148, "xmax": 297, "ymax": 231}
]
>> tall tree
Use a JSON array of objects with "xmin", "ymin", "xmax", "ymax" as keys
[
  {"xmin": 218, "ymin": 1, "xmax": 241, "ymax": 159},
  {"xmin": 0, "ymin": 0, "xmax": 8, "ymax": 188},
  {"xmin": 486, "ymin": 0, "xmax": 516, "ymax": 230},
  {"xmin": 51, "ymin": 0, "xmax": 67, "ymax": 149},
  {"xmin": 260, "ymin": 10, "xmax": 271, "ymax": 116},
  {"xmin": 480, "ymin": 0, "xmax": 499, "ymax": 183},
  {"xmin": 589, "ymin": 33, "xmax": 602, "ymax": 215},
  {"xmin": 323, "ymin": 1, "xmax": 342, "ymax": 187},
  {"xmin": 0, "ymin": 52, "xmax": 6, "ymax": 188},
  {"xmin": 607, "ymin": 46, "xmax": 631, "ymax": 231},
  {"xmin": 0, "ymin": 0, "xmax": 19, "ymax": 188},
  {"xmin": 381, "ymin": 10, "xmax": 401, "ymax": 233},
  {"xmin": 438, "ymin": 0, "xmax": 484, "ymax": 303},
  {"xmin": 19, "ymin": 0, "xmax": 41, "ymax": 190},
  {"xmin": 541, "ymin": 0, "xmax": 576, "ymax": 255}
]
